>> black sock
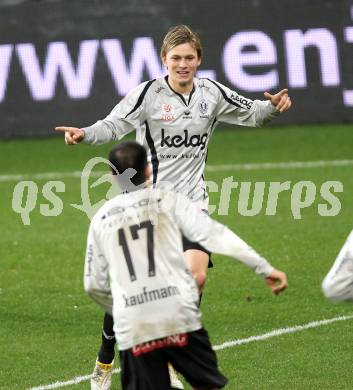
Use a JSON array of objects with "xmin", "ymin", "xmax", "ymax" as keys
[{"xmin": 97, "ymin": 313, "xmax": 116, "ymax": 364}]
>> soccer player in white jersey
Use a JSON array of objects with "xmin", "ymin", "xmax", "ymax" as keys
[
  {"xmin": 322, "ymin": 230, "xmax": 353, "ymax": 302},
  {"xmin": 85, "ymin": 141, "xmax": 287, "ymax": 390},
  {"xmin": 56, "ymin": 25, "xmax": 292, "ymax": 388}
]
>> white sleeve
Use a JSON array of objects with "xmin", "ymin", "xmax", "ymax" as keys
[
  {"xmin": 82, "ymin": 81, "xmax": 151, "ymax": 145},
  {"xmin": 211, "ymin": 80, "xmax": 279, "ymax": 128},
  {"xmin": 167, "ymin": 192, "xmax": 274, "ymax": 277},
  {"xmin": 84, "ymin": 220, "xmax": 113, "ymax": 314},
  {"xmin": 322, "ymin": 230, "xmax": 353, "ymax": 302}
]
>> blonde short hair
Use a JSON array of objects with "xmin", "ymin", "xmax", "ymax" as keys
[{"xmin": 160, "ymin": 25, "xmax": 203, "ymax": 59}]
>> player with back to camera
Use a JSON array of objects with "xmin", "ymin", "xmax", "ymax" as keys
[
  {"xmin": 84, "ymin": 141, "xmax": 288, "ymax": 390},
  {"xmin": 56, "ymin": 25, "xmax": 292, "ymax": 389}
]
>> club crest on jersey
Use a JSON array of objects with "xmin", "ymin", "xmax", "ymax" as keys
[
  {"xmin": 199, "ymin": 99, "xmax": 208, "ymax": 114},
  {"xmin": 161, "ymin": 103, "xmax": 175, "ymax": 121},
  {"xmin": 199, "ymin": 99, "xmax": 209, "ymax": 118}
]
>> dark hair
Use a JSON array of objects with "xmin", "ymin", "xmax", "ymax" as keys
[{"xmin": 109, "ymin": 141, "xmax": 148, "ymax": 187}]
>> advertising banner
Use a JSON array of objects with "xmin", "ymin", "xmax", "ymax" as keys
[{"xmin": 0, "ymin": 0, "xmax": 352, "ymax": 138}]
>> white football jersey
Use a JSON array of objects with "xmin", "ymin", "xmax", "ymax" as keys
[
  {"xmin": 322, "ymin": 230, "xmax": 353, "ymax": 302},
  {"xmin": 82, "ymin": 77, "xmax": 279, "ymax": 208},
  {"xmin": 84, "ymin": 187, "xmax": 274, "ymax": 350}
]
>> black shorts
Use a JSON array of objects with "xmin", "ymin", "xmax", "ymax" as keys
[
  {"xmin": 119, "ymin": 328, "xmax": 228, "ymax": 390},
  {"xmin": 182, "ymin": 235, "xmax": 213, "ymax": 268}
]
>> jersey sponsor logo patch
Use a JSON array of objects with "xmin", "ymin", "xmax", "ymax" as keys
[
  {"xmin": 132, "ymin": 333, "xmax": 188, "ymax": 356},
  {"xmin": 161, "ymin": 114, "xmax": 175, "ymax": 121},
  {"xmin": 162, "ymin": 103, "xmax": 173, "ymax": 113},
  {"xmin": 161, "ymin": 128, "xmax": 208, "ymax": 150},
  {"xmin": 229, "ymin": 93, "xmax": 253, "ymax": 109},
  {"xmin": 161, "ymin": 104, "xmax": 175, "ymax": 121}
]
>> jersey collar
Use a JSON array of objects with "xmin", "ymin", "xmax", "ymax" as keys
[{"xmin": 164, "ymin": 76, "xmax": 195, "ymax": 106}]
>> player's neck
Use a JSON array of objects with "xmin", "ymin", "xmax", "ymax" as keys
[{"xmin": 168, "ymin": 78, "xmax": 194, "ymax": 95}]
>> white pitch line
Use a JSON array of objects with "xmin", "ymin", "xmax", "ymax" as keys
[
  {"xmin": 1, "ymin": 159, "xmax": 353, "ymax": 183},
  {"xmin": 28, "ymin": 313, "xmax": 353, "ymax": 390},
  {"xmin": 213, "ymin": 313, "xmax": 353, "ymax": 350},
  {"xmin": 0, "ymin": 171, "xmax": 101, "ymax": 182},
  {"xmin": 28, "ymin": 368, "xmax": 121, "ymax": 390},
  {"xmin": 205, "ymin": 159, "xmax": 353, "ymax": 172}
]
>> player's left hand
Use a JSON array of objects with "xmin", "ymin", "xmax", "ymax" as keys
[
  {"xmin": 265, "ymin": 269, "xmax": 288, "ymax": 295},
  {"xmin": 264, "ymin": 89, "xmax": 292, "ymax": 113}
]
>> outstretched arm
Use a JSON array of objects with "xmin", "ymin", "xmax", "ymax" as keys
[
  {"xmin": 55, "ymin": 118, "xmax": 124, "ymax": 145},
  {"xmin": 167, "ymin": 192, "xmax": 288, "ymax": 294},
  {"xmin": 54, "ymin": 81, "xmax": 151, "ymax": 145},
  {"xmin": 211, "ymin": 80, "xmax": 292, "ymax": 128}
]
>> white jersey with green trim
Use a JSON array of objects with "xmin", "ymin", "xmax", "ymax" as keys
[
  {"xmin": 84, "ymin": 187, "xmax": 274, "ymax": 350},
  {"xmin": 83, "ymin": 77, "xmax": 279, "ymax": 209}
]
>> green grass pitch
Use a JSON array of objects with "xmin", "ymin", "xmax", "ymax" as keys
[{"xmin": 1, "ymin": 123, "xmax": 353, "ymax": 389}]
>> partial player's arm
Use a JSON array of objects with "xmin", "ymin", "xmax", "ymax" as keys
[
  {"xmin": 84, "ymin": 221, "xmax": 113, "ymax": 314},
  {"xmin": 322, "ymin": 230, "xmax": 353, "ymax": 302},
  {"xmin": 55, "ymin": 81, "xmax": 152, "ymax": 145},
  {"xmin": 168, "ymin": 192, "xmax": 287, "ymax": 294},
  {"xmin": 210, "ymin": 80, "xmax": 291, "ymax": 128},
  {"xmin": 55, "ymin": 111, "xmax": 135, "ymax": 146}
]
